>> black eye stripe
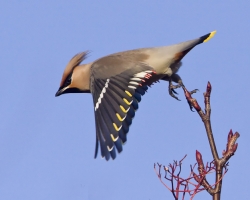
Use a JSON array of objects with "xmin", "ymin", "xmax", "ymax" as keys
[
  {"xmin": 63, "ymin": 72, "xmax": 73, "ymax": 88},
  {"xmin": 66, "ymin": 78, "xmax": 71, "ymax": 84}
]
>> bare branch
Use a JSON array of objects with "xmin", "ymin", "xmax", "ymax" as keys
[
  {"xmin": 183, "ymin": 82, "xmax": 240, "ymax": 200},
  {"xmin": 155, "ymin": 83, "xmax": 240, "ymax": 200}
]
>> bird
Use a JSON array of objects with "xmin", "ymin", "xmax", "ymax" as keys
[{"xmin": 55, "ymin": 31, "xmax": 216, "ymax": 160}]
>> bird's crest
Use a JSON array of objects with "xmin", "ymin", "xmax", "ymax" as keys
[{"xmin": 60, "ymin": 51, "xmax": 89, "ymax": 87}]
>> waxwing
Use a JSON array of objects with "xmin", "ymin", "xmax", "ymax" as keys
[{"xmin": 56, "ymin": 31, "xmax": 216, "ymax": 160}]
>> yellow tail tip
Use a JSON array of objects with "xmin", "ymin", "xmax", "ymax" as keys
[{"xmin": 203, "ymin": 30, "xmax": 216, "ymax": 43}]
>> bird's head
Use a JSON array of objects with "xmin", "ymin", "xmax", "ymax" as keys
[{"xmin": 55, "ymin": 51, "xmax": 91, "ymax": 97}]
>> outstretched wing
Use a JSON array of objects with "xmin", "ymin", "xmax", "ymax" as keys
[{"xmin": 90, "ymin": 53, "xmax": 157, "ymax": 160}]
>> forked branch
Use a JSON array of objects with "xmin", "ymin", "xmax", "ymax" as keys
[
  {"xmin": 184, "ymin": 82, "xmax": 240, "ymax": 200},
  {"xmin": 155, "ymin": 82, "xmax": 240, "ymax": 200}
]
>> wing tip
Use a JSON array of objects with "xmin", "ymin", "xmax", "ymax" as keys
[{"xmin": 94, "ymin": 136, "xmax": 99, "ymax": 159}]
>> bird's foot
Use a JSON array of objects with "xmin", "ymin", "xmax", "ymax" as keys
[
  {"xmin": 168, "ymin": 81, "xmax": 182, "ymax": 101},
  {"xmin": 168, "ymin": 79, "xmax": 199, "ymax": 111},
  {"xmin": 189, "ymin": 89, "xmax": 199, "ymax": 95}
]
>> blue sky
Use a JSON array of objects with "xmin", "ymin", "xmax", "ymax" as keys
[{"xmin": 0, "ymin": 1, "xmax": 249, "ymax": 199}]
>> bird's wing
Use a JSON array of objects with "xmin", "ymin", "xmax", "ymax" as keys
[{"xmin": 90, "ymin": 53, "xmax": 157, "ymax": 160}]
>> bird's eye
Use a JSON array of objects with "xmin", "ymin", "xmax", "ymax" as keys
[{"xmin": 62, "ymin": 74, "xmax": 72, "ymax": 88}]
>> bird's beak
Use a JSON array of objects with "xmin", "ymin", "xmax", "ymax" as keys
[
  {"xmin": 55, "ymin": 86, "xmax": 85, "ymax": 96},
  {"xmin": 55, "ymin": 89, "xmax": 63, "ymax": 97},
  {"xmin": 55, "ymin": 87, "xmax": 66, "ymax": 97}
]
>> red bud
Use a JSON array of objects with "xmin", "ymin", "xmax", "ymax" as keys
[
  {"xmin": 196, "ymin": 150, "xmax": 203, "ymax": 164},
  {"xmin": 228, "ymin": 129, "xmax": 233, "ymax": 141},
  {"xmin": 207, "ymin": 81, "xmax": 212, "ymax": 93}
]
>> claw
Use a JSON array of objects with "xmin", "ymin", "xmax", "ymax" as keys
[
  {"xmin": 171, "ymin": 89, "xmax": 178, "ymax": 94},
  {"xmin": 170, "ymin": 93, "xmax": 181, "ymax": 101},
  {"xmin": 187, "ymin": 100, "xmax": 195, "ymax": 112},
  {"xmin": 168, "ymin": 80, "xmax": 182, "ymax": 101},
  {"xmin": 169, "ymin": 89, "xmax": 180, "ymax": 100},
  {"xmin": 190, "ymin": 89, "xmax": 199, "ymax": 95}
]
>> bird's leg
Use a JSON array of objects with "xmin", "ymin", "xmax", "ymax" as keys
[
  {"xmin": 163, "ymin": 74, "xmax": 199, "ymax": 108},
  {"xmin": 161, "ymin": 74, "xmax": 182, "ymax": 100},
  {"xmin": 168, "ymin": 78, "xmax": 181, "ymax": 101},
  {"xmin": 171, "ymin": 74, "xmax": 199, "ymax": 110}
]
